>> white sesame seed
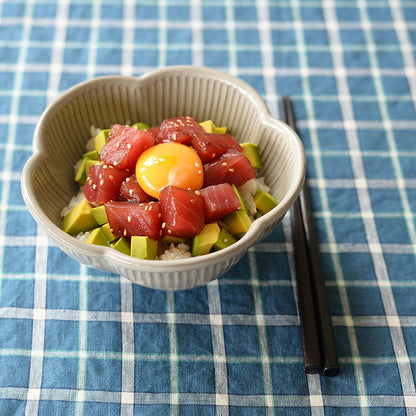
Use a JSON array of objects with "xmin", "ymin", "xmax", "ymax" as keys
[
  {"xmin": 127, "ymin": 216, "xmax": 132, "ymax": 222},
  {"xmin": 229, "ymin": 168, "xmax": 234, "ymax": 172}
]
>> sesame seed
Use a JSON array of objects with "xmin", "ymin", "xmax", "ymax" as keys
[
  {"xmin": 222, "ymin": 162, "xmax": 227, "ymax": 166},
  {"xmin": 195, "ymin": 190, "xmax": 200, "ymax": 195},
  {"xmin": 126, "ymin": 177, "xmax": 130, "ymax": 182},
  {"xmin": 228, "ymin": 168, "xmax": 234, "ymax": 172},
  {"xmin": 99, "ymin": 174, "xmax": 103, "ymax": 179},
  {"xmin": 198, "ymin": 170, "xmax": 202, "ymax": 175},
  {"xmin": 109, "ymin": 175, "xmax": 114, "ymax": 180},
  {"xmin": 116, "ymin": 142, "xmax": 120, "ymax": 148},
  {"xmin": 127, "ymin": 144, "xmax": 131, "ymax": 149},
  {"xmin": 223, "ymin": 238, "xmax": 228, "ymax": 243},
  {"xmin": 161, "ymin": 222, "xmax": 166, "ymax": 228},
  {"xmin": 100, "ymin": 180, "xmax": 104, "ymax": 186},
  {"xmin": 195, "ymin": 162, "xmax": 199, "ymax": 168},
  {"xmin": 167, "ymin": 229, "xmax": 172, "ymax": 234},
  {"xmin": 129, "ymin": 189, "xmax": 134, "ymax": 195},
  {"xmin": 92, "ymin": 184, "xmax": 97, "ymax": 189},
  {"xmin": 212, "ymin": 153, "xmax": 216, "ymax": 158},
  {"xmin": 124, "ymin": 229, "xmax": 127, "ymax": 236},
  {"xmin": 158, "ymin": 213, "xmax": 162, "ymax": 218},
  {"xmin": 127, "ymin": 216, "xmax": 132, "ymax": 222}
]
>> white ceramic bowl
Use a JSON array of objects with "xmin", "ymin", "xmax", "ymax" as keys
[{"xmin": 21, "ymin": 66, "xmax": 305, "ymax": 290}]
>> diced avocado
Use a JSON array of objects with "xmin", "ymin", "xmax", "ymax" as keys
[
  {"xmin": 213, "ymin": 228, "xmax": 237, "ymax": 251},
  {"xmin": 223, "ymin": 210, "xmax": 252, "ymax": 235},
  {"xmin": 130, "ymin": 236, "xmax": 158, "ymax": 260},
  {"xmin": 192, "ymin": 223, "xmax": 221, "ymax": 256},
  {"xmin": 90, "ymin": 205, "xmax": 108, "ymax": 226},
  {"xmin": 62, "ymin": 199, "xmax": 98, "ymax": 235},
  {"xmin": 113, "ymin": 237, "xmax": 131, "ymax": 255},
  {"xmin": 83, "ymin": 149, "xmax": 100, "ymax": 160},
  {"xmin": 94, "ymin": 129, "xmax": 111, "ymax": 153},
  {"xmin": 85, "ymin": 227, "xmax": 111, "ymax": 247},
  {"xmin": 131, "ymin": 122, "xmax": 150, "ymax": 130},
  {"xmin": 199, "ymin": 120, "xmax": 227, "ymax": 134},
  {"xmin": 231, "ymin": 184, "xmax": 247, "ymax": 212},
  {"xmin": 254, "ymin": 190, "xmax": 278, "ymax": 214},
  {"xmin": 85, "ymin": 158, "xmax": 100, "ymax": 177},
  {"xmin": 75, "ymin": 158, "xmax": 87, "ymax": 184},
  {"xmin": 162, "ymin": 235, "xmax": 186, "ymax": 245},
  {"xmin": 242, "ymin": 142, "xmax": 263, "ymax": 170},
  {"xmin": 100, "ymin": 223, "xmax": 118, "ymax": 242}
]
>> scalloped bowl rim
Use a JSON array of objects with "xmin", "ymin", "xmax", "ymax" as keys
[{"xmin": 21, "ymin": 66, "xmax": 305, "ymax": 277}]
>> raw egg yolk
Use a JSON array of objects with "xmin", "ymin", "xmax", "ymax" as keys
[{"xmin": 135, "ymin": 142, "xmax": 204, "ymax": 198}]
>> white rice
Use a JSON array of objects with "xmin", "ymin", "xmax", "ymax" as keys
[{"xmin": 157, "ymin": 243, "xmax": 192, "ymax": 260}]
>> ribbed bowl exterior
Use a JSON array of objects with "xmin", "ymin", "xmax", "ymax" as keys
[{"xmin": 21, "ymin": 66, "xmax": 305, "ymax": 290}]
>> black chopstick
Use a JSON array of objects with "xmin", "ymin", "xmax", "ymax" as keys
[{"xmin": 282, "ymin": 96, "xmax": 339, "ymax": 377}]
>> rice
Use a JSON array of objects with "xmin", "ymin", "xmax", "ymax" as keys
[{"xmin": 157, "ymin": 243, "xmax": 192, "ymax": 260}]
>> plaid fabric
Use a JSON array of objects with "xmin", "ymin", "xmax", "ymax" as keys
[{"xmin": 1, "ymin": 0, "xmax": 416, "ymax": 414}]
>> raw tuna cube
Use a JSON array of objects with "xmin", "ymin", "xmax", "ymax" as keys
[
  {"xmin": 100, "ymin": 124, "xmax": 155, "ymax": 171},
  {"xmin": 159, "ymin": 185, "xmax": 205, "ymax": 239},
  {"xmin": 83, "ymin": 164, "xmax": 129, "ymax": 205},
  {"xmin": 191, "ymin": 132, "xmax": 243, "ymax": 163},
  {"xmin": 203, "ymin": 149, "xmax": 257, "ymax": 188},
  {"xmin": 156, "ymin": 116, "xmax": 204, "ymax": 146},
  {"xmin": 119, "ymin": 174, "xmax": 154, "ymax": 203},
  {"xmin": 200, "ymin": 183, "xmax": 241, "ymax": 223},
  {"xmin": 105, "ymin": 201, "xmax": 161, "ymax": 240}
]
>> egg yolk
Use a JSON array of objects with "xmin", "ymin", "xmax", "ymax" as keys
[{"xmin": 135, "ymin": 142, "xmax": 204, "ymax": 198}]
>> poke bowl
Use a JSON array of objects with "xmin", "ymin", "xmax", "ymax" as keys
[{"xmin": 21, "ymin": 66, "xmax": 305, "ymax": 290}]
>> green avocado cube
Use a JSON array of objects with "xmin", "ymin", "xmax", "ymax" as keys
[
  {"xmin": 213, "ymin": 228, "xmax": 237, "ymax": 251},
  {"xmin": 242, "ymin": 142, "xmax": 263, "ymax": 170},
  {"xmin": 113, "ymin": 237, "xmax": 131, "ymax": 255},
  {"xmin": 83, "ymin": 149, "xmax": 100, "ymax": 160},
  {"xmin": 100, "ymin": 223, "xmax": 118, "ymax": 243},
  {"xmin": 62, "ymin": 199, "xmax": 98, "ymax": 235},
  {"xmin": 192, "ymin": 223, "xmax": 221, "ymax": 256},
  {"xmin": 90, "ymin": 205, "xmax": 108, "ymax": 226},
  {"xmin": 162, "ymin": 235, "xmax": 186, "ymax": 246},
  {"xmin": 75, "ymin": 158, "xmax": 88, "ymax": 184},
  {"xmin": 130, "ymin": 236, "xmax": 158, "ymax": 260},
  {"xmin": 223, "ymin": 210, "xmax": 252, "ymax": 235},
  {"xmin": 94, "ymin": 129, "xmax": 111, "ymax": 153},
  {"xmin": 131, "ymin": 122, "xmax": 150, "ymax": 130},
  {"xmin": 254, "ymin": 190, "xmax": 278, "ymax": 214},
  {"xmin": 232, "ymin": 184, "xmax": 247, "ymax": 212},
  {"xmin": 199, "ymin": 120, "xmax": 227, "ymax": 134},
  {"xmin": 85, "ymin": 227, "xmax": 111, "ymax": 247},
  {"xmin": 85, "ymin": 159, "xmax": 100, "ymax": 178}
]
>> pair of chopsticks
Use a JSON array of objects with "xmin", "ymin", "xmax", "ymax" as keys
[{"xmin": 281, "ymin": 96, "xmax": 339, "ymax": 377}]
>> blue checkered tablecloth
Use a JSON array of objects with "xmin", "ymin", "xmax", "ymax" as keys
[{"xmin": 1, "ymin": 0, "xmax": 416, "ymax": 414}]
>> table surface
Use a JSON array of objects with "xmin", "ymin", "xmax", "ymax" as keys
[{"xmin": 1, "ymin": 0, "xmax": 416, "ymax": 415}]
